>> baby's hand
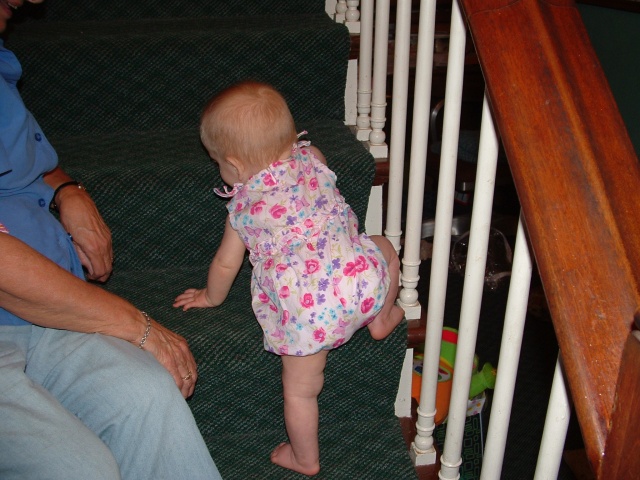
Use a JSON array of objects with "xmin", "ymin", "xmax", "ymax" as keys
[{"xmin": 173, "ymin": 288, "xmax": 215, "ymax": 311}]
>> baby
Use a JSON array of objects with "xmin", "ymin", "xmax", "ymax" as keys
[{"xmin": 174, "ymin": 81, "xmax": 404, "ymax": 476}]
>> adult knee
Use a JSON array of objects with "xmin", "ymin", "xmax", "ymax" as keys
[{"xmin": 0, "ymin": 431, "xmax": 121, "ymax": 480}]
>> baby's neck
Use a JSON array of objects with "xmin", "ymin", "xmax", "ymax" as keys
[
  {"xmin": 277, "ymin": 145, "xmax": 294, "ymax": 162},
  {"xmin": 240, "ymin": 145, "xmax": 294, "ymax": 182}
]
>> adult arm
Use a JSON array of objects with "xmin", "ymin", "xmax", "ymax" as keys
[
  {"xmin": 44, "ymin": 166, "xmax": 113, "ymax": 282},
  {"xmin": 0, "ymin": 233, "xmax": 198, "ymax": 398}
]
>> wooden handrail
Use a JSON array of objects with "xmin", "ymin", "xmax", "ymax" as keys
[
  {"xmin": 458, "ymin": 0, "xmax": 640, "ymax": 474},
  {"xmin": 600, "ymin": 325, "xmax": 640, "ymax": 478}
]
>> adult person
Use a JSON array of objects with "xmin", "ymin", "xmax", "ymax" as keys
[{"xmin": 0, "ymin": 1, "xmax": 222, "ymax": 478}]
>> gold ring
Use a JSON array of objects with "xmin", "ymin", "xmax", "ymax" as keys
[{"xmin": 182, "ymin": 371, "xmax": 193, "ymax": 381}]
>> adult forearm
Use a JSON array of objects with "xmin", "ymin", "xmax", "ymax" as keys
[
  {"xmin": 43, "ymin": 166, "xmax": 72, "ymax": 190},
  {"xmin": 0, "ymin": 234, "xmax": 144, "ymax": 343},
  {"xmin": 43, "ymin": 166, "xmax": 113, "ymax": 282},
  {"xmin": 2, "ymin": 227, "xmax": 198, "ymax": 397}
]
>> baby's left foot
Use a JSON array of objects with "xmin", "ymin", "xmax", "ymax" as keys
[{"xmin": 270, "ymin": 442, "xmax": 320, "ymax": 476}]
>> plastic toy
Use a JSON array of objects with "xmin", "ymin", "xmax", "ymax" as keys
[{"xmin": 412, "ymin": 327, "xmax": 496, "ymax": 425}]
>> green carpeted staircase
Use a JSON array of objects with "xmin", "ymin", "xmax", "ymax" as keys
[{"xmin": 5, "ymin": 2, "xmax": 416, "ymax": 478}]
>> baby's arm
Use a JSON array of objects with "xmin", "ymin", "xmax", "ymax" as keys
[
  {"xmin": 173, "ymin": 216, "xmax": 246, "ymax": 311},
  {"xmin": 309, "ymin": 145, "xmax": 327, "ymax": 165}
]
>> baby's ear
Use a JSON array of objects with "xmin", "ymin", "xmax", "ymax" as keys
[{"xmin": 226, "ymin": 156, "xmax": 245, "ymax": 176}]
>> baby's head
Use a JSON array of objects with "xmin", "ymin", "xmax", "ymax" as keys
[{"xmin": 200, "ymin": 81, "xmax": 297, "ymax": 176}]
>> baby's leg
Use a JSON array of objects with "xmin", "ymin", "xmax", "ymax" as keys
[
  {"xmin": 367, "ymin": 235, "xmax": 405, "ymax": 340},
  {"xmin": 270, "ymin": 350, "xmax": 328, "ymax": 476}
]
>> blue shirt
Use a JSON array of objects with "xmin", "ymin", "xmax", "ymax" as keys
[{"xmin": 0, "ymin": 40, "xmax": 85, "ymax": 326}]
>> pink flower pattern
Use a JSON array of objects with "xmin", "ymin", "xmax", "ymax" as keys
[
  {"xmin": 225, "ymin": 137, "xmax": 390, "ymax": 356},
  {"xmin": 301, "ymin": 293, "xmax": 314, "ymax": 308},
  {"xmin": 305, "ymin": 259, "xmax": 320, "ymax": 274},
  {"xmin": 313, "ymin": 328, "xmax": 326, "ymax": 343},
  {"xmin": 278, "ymin": 286, "xmax": 290, "ymax": 299},
  {"xmin": 250, "ymin": 200, "xmax": 266, "ymax": 215}
]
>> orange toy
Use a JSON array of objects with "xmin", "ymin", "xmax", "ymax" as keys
[{"xmin": 412, "ymin": 328, "xmax": 495, "ymax": 425}]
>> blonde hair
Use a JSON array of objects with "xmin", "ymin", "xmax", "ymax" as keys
[{"xmin": 200, "ymin": 81, "xmax": 298, "ymax": 170}]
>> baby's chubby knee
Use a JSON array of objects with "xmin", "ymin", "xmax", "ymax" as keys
[{"xmin": 369, "ymin": 235, "xmax": 398, "ymax": 263}]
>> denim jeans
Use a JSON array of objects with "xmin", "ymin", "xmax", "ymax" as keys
[{"xmin": 0, "ymin": 325, "xmax": 221, "ymax": 480}]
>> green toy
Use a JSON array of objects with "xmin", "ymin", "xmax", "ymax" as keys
[
  {"xmin": 470, "ymin": 356, "xmax": 497, "ymax": 399},
  {"xmin": 412, "ymin": 327, "xmax": 497, "ymax": 425}
]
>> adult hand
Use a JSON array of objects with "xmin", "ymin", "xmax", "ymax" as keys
[
  {"xmin": 57, "ymin": 187, "xmax": 113, "ymax": 282},
  {"xmin": 0, "ymin": 234, "xmax": 195, "ymax": 397},
  {"xmin": 142, "ymin": 318, "xmax": 199, "ymax": 398}
]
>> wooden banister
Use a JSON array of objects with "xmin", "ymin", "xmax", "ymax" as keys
[
  {"xmin": 600, "ymin": 324, "xmax": 640, "ymax": 478},
  {"xmin": 458, "ymin": 0, "xmax": 640, "ymax": 474}
]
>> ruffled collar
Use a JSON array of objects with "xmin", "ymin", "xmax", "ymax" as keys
[{"xmin": 213, "ymin": 131, "xmax": 309, "ymax": 199}]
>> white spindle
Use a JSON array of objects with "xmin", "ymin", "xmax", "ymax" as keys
[
  {"xmin": 385, "ymin": 0, "xmax": 412, "ymax": 254},
  {"xmin": 356, "ymin": 0, "xmax": 373, "ymax": 141},
  {"xmin": 480, "ymin": 213, "xmax": 532, "ymax": 479},
  {"xmin": 331, "ymin": 0, "xmax": 360, "ymax": 32},
  {"xmin": 345, "ymin": 0, "xmax": 361, "ymax": 33},
  {"xmin": 439, "ymin": 93, "xmax": 499, "ymax": 480},
  {"xmin": 534, "ymin": 358, "xmax": 571, "ymax": 479},
  {"xmin": 334, "ymin": 0, "xmax": 347, "ymax": 22},
  {"xmin": 396, "ymin": 0, "xmax": 436, "ymax": 322},
  {"xmin": 368, "ymin": 0, "xmax": 389, "ymax": 158},
  {"xmin": 411, "ymin": 0, "xmax": 466, "ymax": 466}
]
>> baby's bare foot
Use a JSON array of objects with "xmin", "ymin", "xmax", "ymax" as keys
[
  {"xmin": 270, "ymin": 442, "xmax": 320, "ymax": 476},
  {"xmin": 390, "ymin": 305, "xmax": 405, "ymax": 328}
]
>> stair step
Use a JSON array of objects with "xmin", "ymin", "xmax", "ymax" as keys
[
  {"xmin": 104, "ymin": 264, "xmax": 412, "ymax": 479},
  {"xmin": 56, "ymin": 119, "xmax": 375, "ymax": 271},
  {"xmin": 6, "ymin": 14, "xmax": 350, "ymax": 138},
  {"xmin": 16, "ymin": 0, "xmax": 327, "ymax": 22}
]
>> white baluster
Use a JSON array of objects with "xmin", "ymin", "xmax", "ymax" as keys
[
  {"xmin": 411, "ymin": 0, "xmax": 466, "ymax": 466},
  {"xmin": 368, "ymin": 0, "xmax": 389, "ymax": 158},
  {"xmin": 345, "ymin": 1, "xmax": 360, "ymax": 33},
  {"xmin": 480, "ymin": 213, "xmax": 532, "ymax": 479},
  {"xmin": 396, "ymin": 0, "xmax": 436, "ymax": 322},
  {"xmin": 334, "ymin": 0, "xmax": 347, "ymax": 22},
  {"xmin": 534, "ymin": 358, "xmax": 571, "ymax": 480},
  {"xmin": 331, "ymin": 0, "xmax": 360, "ymax": 32},
  {"xmin": 439, "ymin": 93, "xmax": 499, "ymax": 480},
  {"xmin": 385, "ymin": 0, "xmax": 412, "ymax": 254},
  {"xmin": 356, "ymin": 0, "xmax": 373, "ymax": 141}
]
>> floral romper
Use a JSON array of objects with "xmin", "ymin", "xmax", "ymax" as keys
[{"xmin": 223, "ymin": 138, "xmax": 390, "ymax": 356}]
